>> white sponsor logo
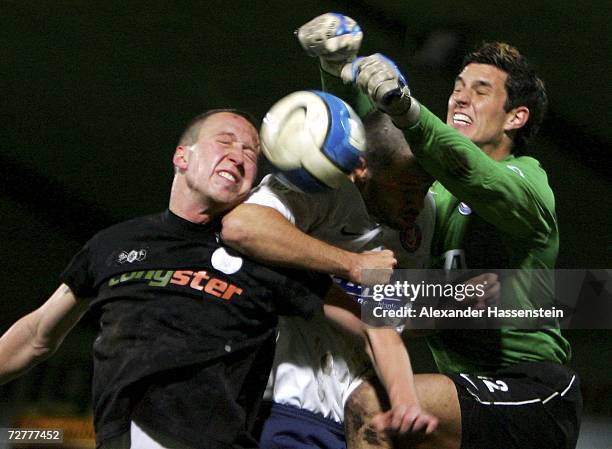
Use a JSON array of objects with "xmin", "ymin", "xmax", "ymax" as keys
[
  {"xmin": 211, "ymin": 247, "xmax": 243, "ymax": 274},
  {"xmin": 117, "ymin": 249, "xmax": 147, "ymax": 264}
]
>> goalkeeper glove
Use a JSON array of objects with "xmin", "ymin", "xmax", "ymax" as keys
[
  {"xmin": 297, "ymin": 12, "xmax": 363, "ymax": 77},
  {"xmin": 342, "ymin": 53, "xmax": 421, "ymax": 127}
]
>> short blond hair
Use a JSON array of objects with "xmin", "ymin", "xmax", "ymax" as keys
[{"xmin": 177, "ymin": 109, "xmax": 258, "ymax": 146}]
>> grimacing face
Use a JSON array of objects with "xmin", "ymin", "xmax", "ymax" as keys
[
  {"xmin": 181, "ymin": 112, "xmax": 260, "ymax": 210},
  {"xmin": 360, "ymin": 159, "xmax": 431, "ymax": 230},
  {"xmin": 447, "ymin": 63, "xmax": 517, "ymax": 154}
]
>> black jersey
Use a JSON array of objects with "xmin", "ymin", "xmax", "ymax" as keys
[{"xmin": 60, "ymin": 210, "xmax": 328, "ymax": 448}]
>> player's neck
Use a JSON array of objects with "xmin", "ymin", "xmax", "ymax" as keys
[
  {"xmin": 481, "ymin": 140, "xmax": 513, "ymax": 161},
  {"xmin": 169, "ymin": 202, "xmax": 216, "ymax": 224},
  {"xmin": 168, "ymin": 181, "xmax": 217, "ymax": 225}
]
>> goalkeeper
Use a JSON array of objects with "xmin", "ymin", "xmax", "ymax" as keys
[{"xmin": 302, "ymin": 12, "xmax": 582, "ymax": 449}]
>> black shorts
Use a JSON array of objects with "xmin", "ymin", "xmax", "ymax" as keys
[{"xmin": 449, "ymin": 362, "xmax": 582, "ymax": 449}]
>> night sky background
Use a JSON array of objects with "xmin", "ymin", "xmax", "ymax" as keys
[{"xmin": 1, "ymin": 0, "xmax": 610, "ymax": 445}]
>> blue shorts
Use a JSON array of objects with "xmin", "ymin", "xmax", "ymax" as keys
[{"xmin": 259, "ymin": 402, "xmax": 346, "ymax": 449}]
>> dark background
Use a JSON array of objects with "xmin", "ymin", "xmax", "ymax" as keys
[{"xmin": 1, "ymin": 0, "xmax": 610, "ymax": 445}]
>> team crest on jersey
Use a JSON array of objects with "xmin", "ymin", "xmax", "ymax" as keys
[
  {"xmin": 400, "ymin": 224, "xmax": 422, "ymax": 253},
  {"xmin": 117, "ymin": 249, "xmax": 147, "ymax": 264},
  {"xmin": 458, "ymin": 202, "xmax": 472, "ymax": 216},
  {"xmin": 211, "ymin": 247, "xmax": 243, "ymax": 274}
]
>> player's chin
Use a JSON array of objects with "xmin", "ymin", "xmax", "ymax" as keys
[
  {"xmin": 453, "ymin": 124, "xmax": 473, "ymax": 139},
  {"xmin": 210, "ymin": 188, "xmax": 244, "ymax": 208}
]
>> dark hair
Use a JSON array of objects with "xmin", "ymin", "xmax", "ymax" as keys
[
  {"xmin": 363, "ymin": 110, "xmax": 414, "ymax": 173},
  {"xmin": 362, "ymin": 110, "xmax": 433, "ymax": 182},
  {"xmin": 462, "ymin": 42, "xmax": 548, "ymax": 153},
  {"xmin": 177, "ymin": 108, "xmax": 259, "ymax": 146}
]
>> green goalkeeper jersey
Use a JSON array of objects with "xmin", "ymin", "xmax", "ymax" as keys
[
  {"xmin": 322, "ymin": 71, "xmax": 570, "ymax": 374},
  {"xmin": 403, "ymin": 105, "xmax": 570, "ymax": 374}
]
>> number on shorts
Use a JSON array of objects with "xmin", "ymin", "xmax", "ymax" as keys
[{"xmin": 481, "ymin": 378, "xmax": 509, "ymax": 393}]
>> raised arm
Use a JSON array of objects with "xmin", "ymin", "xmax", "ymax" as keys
[
  {"xmin": 347, "ymin": 54, "xmax": 556, "ymax": 241},
  {"xmin": 403, "ymin": 106, "xmax": 555, "ymax": 240},
  {"xmin": 221, "ymin": 203, "xmax": 396, "ymax": 285},
  {"xmin": 0, "ymin": 284, "xmax": 88, "ymax": 385},
  {"xmin": 296, "ymin": 12, "xmax": 374, "ymax": 118}
]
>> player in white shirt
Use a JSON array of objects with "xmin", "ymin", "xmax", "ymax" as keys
[
  {"xmin": 223, "ymin": 110, "xmax": 436, "ymax": 448},
  {"xmin": 249, "ymin": 176, "xmax": 435, "ymax": 421}
]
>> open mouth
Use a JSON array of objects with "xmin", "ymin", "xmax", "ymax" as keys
[
  {"xmin": 218, "ymin": 170, "xmax": 237, "ymax": 183},
  {"xmin": 452, "ymin": 113, "xmax": 473, "ymax": 127}
]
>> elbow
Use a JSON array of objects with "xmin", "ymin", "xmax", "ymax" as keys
[
  {"xmin": 0, "ymin": 341, "xmax": 55, "ymax": 386},
  {"xmin": 31, "ymin": 330, "xmax": 64, "ymax": 362},
  {"xmin": 30, "ymin": 341, "xmax": 56, "ymax": 362},
  {"xmin": 510, "ymin": 209, "xmax": 554, "ymax": 244},
  {"xmin": 28, "ymin": 311, "xmax": 65, "ymax": 362}
]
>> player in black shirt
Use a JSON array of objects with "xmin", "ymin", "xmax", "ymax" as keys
[{"xmin": 0, "ymin": 109, "xmax": 427, "ymax": 448}]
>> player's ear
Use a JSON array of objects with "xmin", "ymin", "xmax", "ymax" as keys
[
  {"xmin": 504, "ymin": 106, "xmax": 529, "ymax": 131},
  {"xmin": 352, "ymin": 156, "xmax": 369, "ymax": 182},
  {"xmin": 173, "ymin": 146, "xmax": 189, "ymax": 171}
]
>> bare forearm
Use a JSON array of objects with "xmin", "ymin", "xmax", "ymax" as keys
[
  {"xmin": 0, "ymin": 285, "xmax": 87, "ymax": 385},
  {"xmin": 222, "ymin": 204, "xmax": 356, "ymax": 278},
  {"xmin": 323, "ymin": 288, "xmax": 419, "ymax": 408},
  {"xmin": 0, "ymin": 311, "xmax": 53, "ymax": 384},
  {"xmin": 324, "ymin": 288, "xmax": 433, "ymax": 437},
  {"xmin": 365, "ymin": 328, "xmax": 419, "ymax": 408}
]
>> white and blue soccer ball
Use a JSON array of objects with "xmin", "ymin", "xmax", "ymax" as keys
[{"xmin": 260, "ymin": 90, "xmax": 366, "ymax": 193}]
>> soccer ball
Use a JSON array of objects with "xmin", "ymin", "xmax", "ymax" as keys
[{"xmin": 260, "ymin": 90, "xmax": 366, "ymax": 193}]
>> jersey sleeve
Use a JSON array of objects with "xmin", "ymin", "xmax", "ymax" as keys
[
  {"xmin": 245, "ymin": 174, "xmax": 334, "ymax": 233},
  {"xmin": 59, "ymin": 238, "xmax": 97, "ymax": 298},
  {"xmin": 320, "ymin": 69, "xmax": 375, "ymax": 119},
  {"xmin": 404, "ymin": 105, "xmax": 556, "ymax": 243}
]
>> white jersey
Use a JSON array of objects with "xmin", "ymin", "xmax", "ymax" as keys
[{"xmin": 245, "ymin": 174, "xmax": 435, "ymax": 423}]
